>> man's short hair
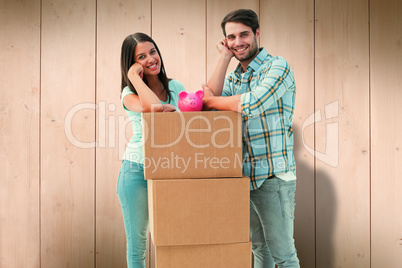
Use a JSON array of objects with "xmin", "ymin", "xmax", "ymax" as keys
[{"xmin": 221, "ymin": 9, "xmax": 260, "ymax": 36}]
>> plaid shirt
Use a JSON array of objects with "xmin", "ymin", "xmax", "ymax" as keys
[{"xmin": 222, "ymin": 48, "xmax": 296, "ymax": 190}]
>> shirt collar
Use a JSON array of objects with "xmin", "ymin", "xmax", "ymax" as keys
[{"xmin": 234, "ymin": 48, "xmax": 270, "ymax": 76}]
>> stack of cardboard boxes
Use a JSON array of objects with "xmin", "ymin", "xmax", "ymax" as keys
[{"xmin": 142, "ymin": 111, "xmax": 251, "ymax": 268}]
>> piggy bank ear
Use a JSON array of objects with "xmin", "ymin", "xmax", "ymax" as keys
[
  {"xmin": 179, "ymin": 91, "xmax": 188, "ymax": 99},
  {"xmin": 195, "ymin": 90, "xmax": 204, "ymax": 99}
]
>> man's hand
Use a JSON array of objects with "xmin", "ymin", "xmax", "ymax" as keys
[
  {"xmin": 217, "ymin": 38, "xmax": 233, "ymax": 58},
  {"xmin": 201, "ymin": 83, "xmax": 215, "ymax": 111},
  {"xmin": 202, "ymin": 83, "xmax": 242, "ymax": 113}
]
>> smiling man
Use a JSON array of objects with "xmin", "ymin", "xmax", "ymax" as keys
[{"xmin": 202, "ymin": 9, "xmax": 300, "ymax": 268}]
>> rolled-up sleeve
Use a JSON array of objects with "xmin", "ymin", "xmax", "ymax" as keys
[
  {"xmin": 222, "ymin": 77, "xmax": 232, "ymax": 97},
  {"xmin": 241, "ymin": 58, "xmax": 294, "ymax": 117}
]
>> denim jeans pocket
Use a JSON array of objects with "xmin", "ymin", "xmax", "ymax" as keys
[
  {"xmin": 280, "ymin": 188, "xmax": 296, "ymax": 220},
  {"xmin": 117, "ymin": 160, "xmax": 145, "ymax": 206},
  {"xmin": 123, "ymin": 161, "xmax": 144, "ymax": 177},
  {"xmin": 256, "ymin": 178, "xmax": 296, "ymax": 220}
]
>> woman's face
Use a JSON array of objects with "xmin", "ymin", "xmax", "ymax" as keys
[{"xmin": 134, "ymin": 41, "xmax": 161, "ymax": 77}]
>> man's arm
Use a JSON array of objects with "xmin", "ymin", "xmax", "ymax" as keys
[
  {"xmin": 241, "ymin": 57, "xmax": 295, "ymax": 117},
  {"xmin": 202, "ymin": 84, "xmax": 242, "ymax": 113},
  {"xmin": 206, "ymin": 39, "xmax": 233, "ymax": 96}
]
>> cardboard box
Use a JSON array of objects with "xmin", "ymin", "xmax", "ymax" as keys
[
  {"xmin": 141, "ymin": 111, "xmax": 242, "ymax": 180},
  {"xmin": 148, "ymin": 176, "xmax": 250, "ymax": 246},
  {"xmin": 154, "ymin": 242, "xmax": 252, "ymax": 268}
]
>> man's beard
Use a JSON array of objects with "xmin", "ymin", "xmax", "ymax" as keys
[{"xmin": 233, "ymin": 38, "xmax": 259, "ymax": 62}]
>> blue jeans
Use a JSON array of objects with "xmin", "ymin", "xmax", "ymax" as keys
[
  {"xmin": 117, "ymin": 160, "xmax": 148, "ymax": 268},
  {"xmin": 250, "ymin": 177, "xmax": 300, "ymax": 268}
]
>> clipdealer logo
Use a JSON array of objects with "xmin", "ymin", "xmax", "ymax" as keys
[
  {"xmin": 302, "ymin": 100, "xmax": 339, "ymax": 167},
  {"xmin": 64, "ymin": 100, "xmax": 340, "ymax": 167},
  {"xmin": 64, "ymin": 103, "xmax": 242, "ymax": 165}
]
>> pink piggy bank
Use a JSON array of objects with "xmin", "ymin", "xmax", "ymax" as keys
[{"xmin": 178, "ymin": 90, "xmax": 204, "ymax": 112}]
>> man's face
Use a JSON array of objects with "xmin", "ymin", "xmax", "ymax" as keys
[{"xmin": 225, "ymin": 22, "xmax": 260, "ymax": 63}]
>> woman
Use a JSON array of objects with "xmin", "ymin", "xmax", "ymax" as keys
[{"xmin": 117, "ymin": 32, "xmax": 184, "ymax": 268}]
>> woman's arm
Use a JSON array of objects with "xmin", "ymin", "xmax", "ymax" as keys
[{"xmin": 123, "ymin": 63, "xmax": 164, "ymax": 113}]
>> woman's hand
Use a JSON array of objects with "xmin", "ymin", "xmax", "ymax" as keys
[
  {"xmin": 161, "ymin": 103, "xmax": 176, "ymax": 112},
  {"xmin": 128, "ymin": 63, "xmax": 144, "ymax": 81}
]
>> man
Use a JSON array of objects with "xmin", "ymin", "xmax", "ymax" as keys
[{"xmin": 202, "ymin": 9, "xmax": 300, "ymax": 268}]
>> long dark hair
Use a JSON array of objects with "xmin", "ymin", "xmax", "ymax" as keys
[{"xmin": 120, "ymin": 32, "xmax": 172, "ymax": 102}]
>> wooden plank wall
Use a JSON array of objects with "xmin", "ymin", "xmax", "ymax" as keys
[
  {"xmin": 0, "ymin": 0, "xmax": 401, "ymax": 267},
  {"xmin": 95, "ymin": 1, "xmax": 151, "ymax": 267},
  {"xmin": 315, "ymin": 0, "xmax": 371, "ymax": 267},
  {"xmin": 370, "ymin": 0, "xmax": 402, "ymax": 267},
  {"xmin": 0, "ymin": 0, "xmax": 40, "ymax": 267},
  {"xmin": 40, "ymin": 1, "xmax": 96, "ymax": 267},
  {"xmin": 259, "ymin": 1, "xmax": 315, "ymax": 267}
]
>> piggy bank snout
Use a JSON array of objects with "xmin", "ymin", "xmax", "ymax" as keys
[{"xmin": 188, "ymin": 99, "xmax": 200, "ymax": 107}]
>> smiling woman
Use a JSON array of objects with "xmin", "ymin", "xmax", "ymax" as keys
[
  {"xmin": 134, "ymin": 42, "xmax": 161, "ymax": 76},
  {"xmin": 120, "ymin": 33, "xmax": 174, "ymax": 113},
  {"xmin": 117, "ymin": 32, "xmax": 186, "ymax": 268}
]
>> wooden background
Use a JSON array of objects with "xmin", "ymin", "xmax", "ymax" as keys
[{"xmin": 1, "ymin": 0, "xmax": 401, "ymax": 267}]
